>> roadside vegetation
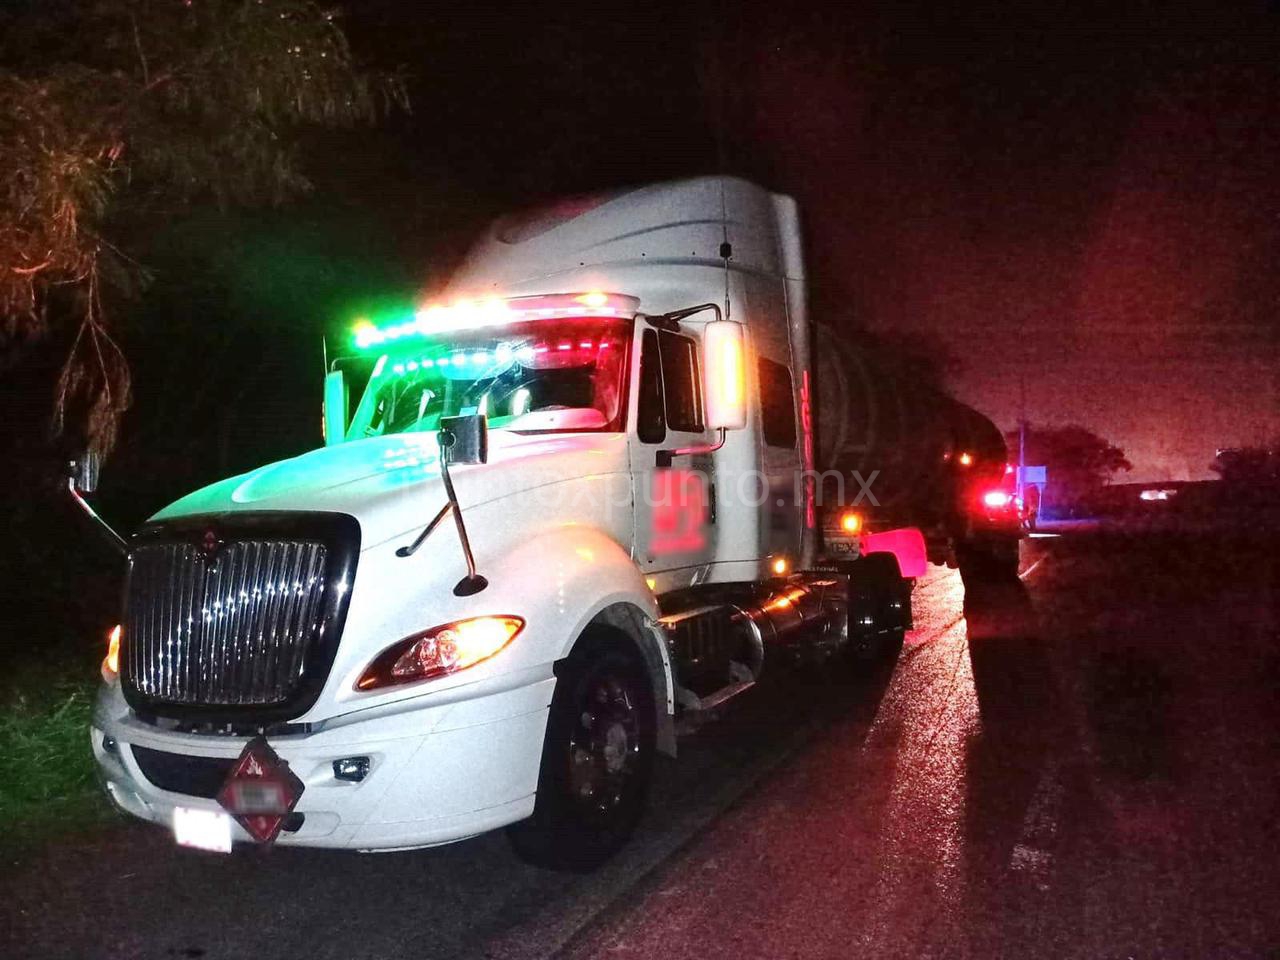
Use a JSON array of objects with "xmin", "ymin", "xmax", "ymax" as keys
[{"xmin": 0, "ymin": 659, "xmax": 114, "ymax": 854}]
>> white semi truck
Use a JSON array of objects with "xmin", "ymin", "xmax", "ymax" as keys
[{"xmin": 84, "ymin": 177, "xmax": 1016, "ymax": 868}]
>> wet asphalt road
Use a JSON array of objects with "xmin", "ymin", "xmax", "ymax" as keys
[{"xmin": 2, "ymin": 530, "xmax": 1276, "ymax": 959}]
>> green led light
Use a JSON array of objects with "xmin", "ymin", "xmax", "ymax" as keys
[{"xmin": 352, "ymin": 313, "xmax": 422, "ymax": 350}]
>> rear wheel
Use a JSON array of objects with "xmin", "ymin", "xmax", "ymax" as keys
[
  {"xmin": 956, "ymin": 537, "xmax": 1020, "ymax": 584},
  {"xmin": 508, "ymin": 632, "xmax": 655, "ymax": 871},
  {"xmin": 846, "ymin": 553, "xmax": 911, "ymax": 663}
]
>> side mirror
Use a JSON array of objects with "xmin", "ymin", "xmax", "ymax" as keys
[
  {"xmin": 439, "ymin": 414, "xmax": 488, "ymax": 465},
  {"xmin": 702, "ymin": 320, "xmax": 748, "ymax": 430},
  {"xmin": 70, "ymin": 451, "xmax": 101, "ymax": 495},
  {"xmin": 323, "ymin": 370, "xmax": 349, "ymax": 446}
]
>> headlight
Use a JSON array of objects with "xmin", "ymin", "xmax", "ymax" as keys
[{"xmin": 355, "ymin": 616, "xmax": 524, "ymax": 691}]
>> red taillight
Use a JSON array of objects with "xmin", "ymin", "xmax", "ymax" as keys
[{"xmin": 982, "ymin": 490, "xmax": 1013, "ymax": 510}]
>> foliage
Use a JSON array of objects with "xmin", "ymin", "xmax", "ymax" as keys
[
  {"xmin": 1211, "ymin": 443, "xmax": 1280, "ymax": 485},
  {"xmin": 1009, "ymin": 424, "xmax": 1132, "ymax": 501},
  {"xmin": 0, "ymin": 673, "xmax": 111, "ymax": 852},
  {"xmin": 0, "ymin": 0, "xmax": 405, "ymax": 454}
]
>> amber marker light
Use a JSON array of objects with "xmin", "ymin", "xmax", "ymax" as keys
[{"xmin": 103, "ymin": 624, "xmax": 122, "ymax": 678}]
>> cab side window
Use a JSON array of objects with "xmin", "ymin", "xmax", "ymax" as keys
[
  {"xmin": 638, "ymin": 328, "xmax": 707, "ymax": 442},
  {"xmin": 658, "ymin": 330, "xmax": 704, "ymax": 433},
  {"xmin": 637, "ymin": 329, "xmax": 666, "ymax": 443},
  {"xmin": 758, "ymin": 356, "xmax": 797, "ymax": 448}
]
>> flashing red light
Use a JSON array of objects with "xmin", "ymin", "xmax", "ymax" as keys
[{"xmin": 982, "ymin": 490, "xmax": 1013, "ymax": 509}]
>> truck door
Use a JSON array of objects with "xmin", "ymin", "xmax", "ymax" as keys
[{"xmin": 629, "ymin": 324, "xmax": 718, "ymax": 588}]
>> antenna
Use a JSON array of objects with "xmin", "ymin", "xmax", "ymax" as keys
[
  {"xmin": 719, "ymin": 179, "xmax": 732, "ymax": 321},
  {"xmin": 710, "ymin": 0, "xmax": 733, "ymax": 322}
]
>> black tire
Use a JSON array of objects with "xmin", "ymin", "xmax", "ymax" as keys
[
  {"xmin": 846, "ymin": 553, "xmax": 910, "ymax": 664},
  {"xmin": 956, "ymin": 537, "xmax": 1020, "ymax": 584},
  {"xmin": 507, "ymin": 631, "xmax": 656, "ymax": 871}
]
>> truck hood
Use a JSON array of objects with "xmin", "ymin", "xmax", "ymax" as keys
[{"xmin": 150, "ymin": 431, "xmax": 631, "ymax": 549}]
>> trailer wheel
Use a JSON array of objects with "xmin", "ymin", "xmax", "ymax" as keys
[
  {"xmin": 956, "ymin": 538, "xmax": 1020, "ymax": 584},
  {"xmin": 508, "ymin": 632, "xmax": 655, "ymax": 871}
]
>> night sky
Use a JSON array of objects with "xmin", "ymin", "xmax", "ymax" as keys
[{"xmin": 339, "ymin": 1, "xmax": 1278, "ymax": 480}]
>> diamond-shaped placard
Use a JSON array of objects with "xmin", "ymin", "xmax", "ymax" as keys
[{"xmin": 216, "ymin": 736, "xmax": 304, "ymax": 845}]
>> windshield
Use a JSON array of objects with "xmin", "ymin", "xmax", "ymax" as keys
[{"xmin": 347, "ymin": 316, "xmax": 632, "ymax": 440}]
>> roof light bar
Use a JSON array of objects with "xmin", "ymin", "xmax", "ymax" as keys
[{"xmin": 352, "ymin": 292, "xmax": 640, "ymax": 350}]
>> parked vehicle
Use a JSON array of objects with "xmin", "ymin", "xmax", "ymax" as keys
[{"xmin": 83, "ymin": 177, "xmax": 1019, "ymax": 869}]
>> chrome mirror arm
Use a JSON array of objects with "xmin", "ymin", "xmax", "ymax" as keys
[{"xmin": 67, "ymin": 475, "xmax": 128, "ymax": 556}]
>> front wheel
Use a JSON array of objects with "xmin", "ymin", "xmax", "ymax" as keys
[{"xmin": 508, "ymin": 632, "xmax": 655, "ymax": 871}]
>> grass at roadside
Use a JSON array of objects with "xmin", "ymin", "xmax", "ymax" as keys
[{"xmin": 0, "ymin": 663, "xmax": 116, "ymax": 854}]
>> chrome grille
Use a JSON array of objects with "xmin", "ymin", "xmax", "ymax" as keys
[{"xmin": 125, "ymin": 539, "xmax": 330, "ymax": 707}]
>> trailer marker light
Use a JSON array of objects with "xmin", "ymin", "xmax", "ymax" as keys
[
  {"xmin": 839, "ymin": 511, "xmax": 862, "ymax": 534},
  {"xmin": 771, "ymin": 557, "xmax": 789, "ymax": 576}
]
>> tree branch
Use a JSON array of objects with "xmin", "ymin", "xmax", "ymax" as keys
[{"xmin": 129, "ymin": 13, "xmax": 150, "ymax": 86}]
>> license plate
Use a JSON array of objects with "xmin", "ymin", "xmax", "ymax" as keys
[{"xmin": 173, "ymin": 806, "xmax": 233, "ymax": 853}]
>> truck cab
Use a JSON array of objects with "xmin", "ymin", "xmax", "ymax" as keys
[{"xmin": 89, "ymin": 178, "xmax": 917, "ymax": 869}]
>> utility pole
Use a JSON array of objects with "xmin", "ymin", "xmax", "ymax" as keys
[{"xmin": 1017, "ymin": 372, "xmax": 1027, "ymax": 503}]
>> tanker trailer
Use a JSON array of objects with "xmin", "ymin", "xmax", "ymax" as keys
[{"xmin": 812, "ymin": 330, "xmax": 1022, "ymax": 581}]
